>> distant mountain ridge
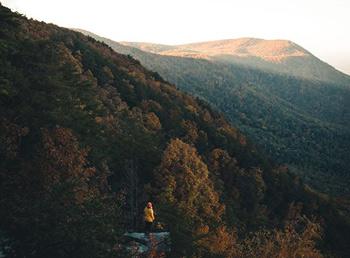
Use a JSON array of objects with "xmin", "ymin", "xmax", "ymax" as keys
[
  {"xmin": 122, "ymin": 38, "xmax": 309, "ymax": 62},
  {"xmin": 120, "ymin": 38, "xmax": 350, "ymax": 85}
]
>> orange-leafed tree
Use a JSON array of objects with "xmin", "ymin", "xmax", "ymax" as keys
[{"xmin": 152, "ymin": 138, "xmax": 238, "ymax": 257}]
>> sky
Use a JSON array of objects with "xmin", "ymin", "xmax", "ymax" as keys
[{"xmin": 2, "ymin": 0, "xmax": 350, "ymax": 74}]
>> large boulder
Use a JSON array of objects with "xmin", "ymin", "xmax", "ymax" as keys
[{"xmin": 122, "ymin": 232, "xmax": 171, "ymax": 256}]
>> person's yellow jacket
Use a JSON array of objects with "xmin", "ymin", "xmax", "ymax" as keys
[{"xmin": 144, "ymin": 207, "xmax": 155, "ymax": 222}]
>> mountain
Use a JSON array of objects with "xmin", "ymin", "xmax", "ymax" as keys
[
  {"xmin": 75, "ymin": 29, "xmax": 350, "ymax": 197},
  {"xmin": 121, "ymin": 38, "xmax": 350, "ymax": 85},
  {"xmin": 1, "ymin": 4, "xmax": 350, "ymax": 257}
]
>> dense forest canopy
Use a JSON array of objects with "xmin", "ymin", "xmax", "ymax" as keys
[
  {"xmin": 1, "ymin": 4, "xmax": 350, "ymax": 258},
  {"xmin": 80, "ymin": 31, "xmax": 350, "ymax": 196}
]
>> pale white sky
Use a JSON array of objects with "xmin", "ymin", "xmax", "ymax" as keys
[{"xmin": 2, "ymin": 0, "xmax": 350, "ymax": 74}]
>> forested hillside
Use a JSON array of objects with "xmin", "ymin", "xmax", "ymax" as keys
[
  {"xmin": 1, "ymin": 4, "xmax": 350, "ymax": 258},
  {"xmin": 77, "ymin": 30, "xmax": 350, "ymax": 196}
]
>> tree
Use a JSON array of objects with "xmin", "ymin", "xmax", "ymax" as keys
[
  {"xmin": 152, "ymin": 138, "xmax": 231, "ymax": 256},
  {"xmin": 238, "ymin": 217, "xmax": 323, "ymax": 258}
]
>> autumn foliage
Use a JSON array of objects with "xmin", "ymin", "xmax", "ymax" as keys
[{"xmin": 1, "ymin": 4, "xmax": 350, "ymax": 258}]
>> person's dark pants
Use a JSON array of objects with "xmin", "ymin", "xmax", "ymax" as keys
[{"xmin": 145, "ymin": 221, "xmax": 153, "ymax": 234}]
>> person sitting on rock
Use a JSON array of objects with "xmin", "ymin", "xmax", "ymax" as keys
[{"xmin": 144, "ymin": 202, "xmax": 155, "ymax": 235}]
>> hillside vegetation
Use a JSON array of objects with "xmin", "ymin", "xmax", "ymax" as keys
[
  {"xmin": 78, "ymin": 30, "xmax": 350, "ymax": 196},
  {"xmin": 1, "ymin": 5, "xmax": 350, "ymax": 258}
]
